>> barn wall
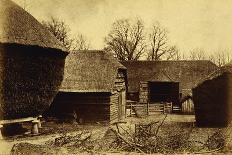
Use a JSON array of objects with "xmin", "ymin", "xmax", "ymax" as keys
[
  {"xmin": 46, "ymin": 92, "xmax": 111, "ymax": 123},
  {"xmin": 110, "ymin": 70, "xmax": 127, "ymax": 122}
]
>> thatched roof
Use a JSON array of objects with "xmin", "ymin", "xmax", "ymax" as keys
[
  {"xmin": 60, "ymin": 50, "xmax": 126, "ymax": 92},
  {"xmin": 121, "ymin": 60, "xmax": 218, "ymax": 93},
  {"xmin": 222, "ymin": 61, "xmax": 232, "ymax": 71},
  {"xmin": 0, "ymin": 0, "xmax": 66, "ymax": 52},
  {"xmin": 193, "ymin": 62, "xmax": 232, "ymax": 88}
]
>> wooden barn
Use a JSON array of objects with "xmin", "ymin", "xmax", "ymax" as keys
[
  {"xmin": 0, "ymin": 0, "xmax": 68, "ymax": 120},
  {"xmin": 47, "ymin": 50, "xmax": 127, "ymax": 124},
  {"xmin": 193, "ymin": 63, "xmax": 232, "ymax": 127},
  {"xmin": 121, "ymin": 60, "xmax": 218, "ymax": 114}
]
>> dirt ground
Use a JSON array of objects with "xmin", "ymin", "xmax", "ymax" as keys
[
  {"xmin": 0, "ymin": 121, "xmax": 108, "ymax": 155},
  {"xmin": 0, "ymin": 114, "xmax": 232, "ymax": 155}
]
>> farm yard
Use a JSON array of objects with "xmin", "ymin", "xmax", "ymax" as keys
[
  {"xmin": 1, "ymin": 0, "xmax": 232, "ymax": 155},
  {"xmin": 1, "ymin": 114, "xmax": 232, "ymax": 155}
]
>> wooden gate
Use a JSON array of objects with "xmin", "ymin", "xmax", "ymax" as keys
[{"xmin": 148, "ymin": 102, "xmax": 172, "ymax": 114}]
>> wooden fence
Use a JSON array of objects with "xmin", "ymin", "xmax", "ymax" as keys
[{"xmin": 126, "ymin": 100, "xmax": 175, "ymax": 116}]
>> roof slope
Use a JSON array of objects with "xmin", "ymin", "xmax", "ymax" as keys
[
  {"xmin": 0, "ymin": 0, "xmax": 66, "ymax": 52},
  {"xmin": 60, "ymin": 50, "xmax": 126, "ymax": 92},
  {"xmin": 121, "ymin": 60, "xmax": 218, "ymax": 92},
  {"xmin": 194, "ymin": 61, "xmax": 232, "ymax": 88}
]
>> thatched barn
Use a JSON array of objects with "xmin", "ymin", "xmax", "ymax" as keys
[
  {"xmin": 121, "ymin": 60, "xmax": 218, "ymax": 113},
  {"xmin": 0, "ymin": 0, "xmax": 68, "ymax": 120},
  {"xmin": 193, "ymin": 63, "xmax": 232, "ymax": 127},
  {"xmin": 47, "ymin": 50, "xmax": 127, "ymax": 124}
]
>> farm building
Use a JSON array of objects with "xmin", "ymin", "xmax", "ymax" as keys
[
  {"xmin": 0, "ymin": 0, "xmax": 68, "ymax": 120},
  {"xmin": 121, "ymin": 60, "xmax": 218, "ymax": 114},
  {"xmin": 193, "ymin": 63, "xmax": 232, "ymax": 127},
  {"xmin": 47, "ymin": 50, "xmax": 127, "ymax": 124}
]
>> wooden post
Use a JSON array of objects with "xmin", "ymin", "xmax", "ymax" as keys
[
  {"xmin": 147, "ymin": 101, "xmax": 149, "ymax": 116},
  {"xmin": 0, "ymin": 125, "xmax": 3, "ymax": 140},
  {"xmin": 31, "ymin": 120, "xmax": 39, "ymax": 135},
  {"xmin": 163, "ymin": 102, "xmax": 165, "ymax": 114},
  {"xmin": 37, "ymin": 115, "xmax": 42, "ymax": 128},
  {"xmin": 125, "ymin": 105, "xmax": 127, "ymax": 118},
  {"xmin": 130, "ymin": 103, "xmax": 132, "ymax": 116}
]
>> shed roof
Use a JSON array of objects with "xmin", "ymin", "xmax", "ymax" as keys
[
  {"xmin": 121, "ymin": 60, "xmax": 218, "ymax": 92},
  {"xmin": 0, "ymin": 0, "xmax": 67, "ymax": 52},
  {"xmin": 60, "ymin": 50, "xmax": 126, "ymax": 92}
]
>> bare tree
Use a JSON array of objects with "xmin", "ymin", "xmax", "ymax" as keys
[
  {"xmin": 104, "ymin": 18, "xmax": 146, "ymax": 61},
  {"xmin": 189, "ymin": 48, "xmax": 206, "ymax": 60},
  {"xmin": 164, "ymin": 46, "xmax": 181, "ymax": 60},
  {"xmin": 181, "ymin": 52, "xmax": 187, "ymax": 60},
  {"xmin": 73, "ymin": 34, "xmax": 91, "ymax": 50},
  {"xmin": 42, "ymin": 17, "xmax": 74, "ymax": 50},
  {"xmin": 147, "ymin": 23, "xmax": 177, "ymax": 61},
  {"xmin": 209, "ymin": 50, "xmax": 232, "ymax": 67},
  {"xmin": 188, "ymin": 48, "xmax": 232, "ymax": 67},
  {"xmin": 42, "ymin": 17, "xmax": 91, "ymax": 51}
]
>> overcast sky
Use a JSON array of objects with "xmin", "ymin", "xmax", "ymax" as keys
[{"xmin": 13, "ymin": 0, "xmax": 232, "ymax": 56}]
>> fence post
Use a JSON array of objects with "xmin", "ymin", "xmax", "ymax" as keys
[
  {"xmin": 147, "ymin": 101, "xmax": 149, "ymax": 116},
  {"xmin": 0, "ymin": 125, "xmax": 3, "ymax": 140}
]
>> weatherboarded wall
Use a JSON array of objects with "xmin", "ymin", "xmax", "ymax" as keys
[
  {"xmin": 110, "ymin": 93, "xmax": 119, "ymax": 122},
  {"xmin": 112, "ymin": 70, "xmax": 127, "ymax": 121},
  {"xmin": 139, "ymin": 82, "xmax": 149, "ymax": 103}
]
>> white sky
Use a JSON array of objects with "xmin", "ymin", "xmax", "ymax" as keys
[{"xmin": 13, "ymin": 0, "xmax": 232, "ymax": 56}]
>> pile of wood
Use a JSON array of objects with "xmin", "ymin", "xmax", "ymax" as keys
[
  {"xmin": 10, "ymin": 120, "xmax": 232, "ymax": 154},
  {"xmin": 106, "ymin": 116, "xmax": 230, "ymax": 154},
  {"xmin": 53, "ymin": 131, "xmax": 92, "ymax": 147}
]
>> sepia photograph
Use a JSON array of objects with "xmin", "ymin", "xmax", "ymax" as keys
[{"xmin": 0, "ymin": 0, "xmax": 232, "ymax": 154}]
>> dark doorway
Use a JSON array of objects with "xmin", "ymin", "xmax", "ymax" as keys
[{"xmin": 148, "ymin": 81, "xmax": 180, "ymax": 105}]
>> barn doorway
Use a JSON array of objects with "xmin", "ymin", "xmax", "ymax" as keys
[{"xmin": 148, "ymin": 81, "xmax": 180, "ymax": 104}]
